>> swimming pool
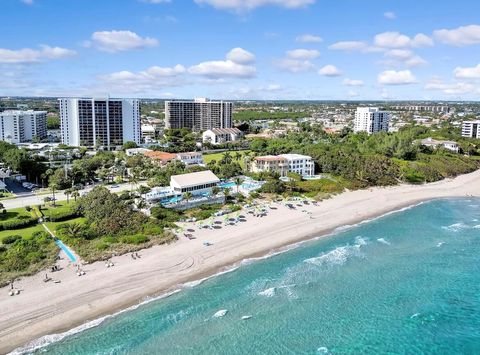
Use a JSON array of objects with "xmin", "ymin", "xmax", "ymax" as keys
[
  {"xmin": 161, "ymin": 195, "xmax": 183, "ymax": 205},
  {"xmin": 55, "ymin": 239, "xmax": 77, "ymax": 263},
  {"xmin": 218, "ymin": 182, "xmax": 236, "ymax": 189}
]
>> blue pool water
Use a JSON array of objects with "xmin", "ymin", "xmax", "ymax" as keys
[
  {"xmin": 218, "ymin": 181, "xmax": 236, "ymax": 189},
  {"xmin": 54, "ymin": 239, "xmax": 77, "ymax": 263},
  {"xmin": 161, "ymin": 196, "xmax": 182, "ymax": 205},
  {"xmin": 25, "ymin": 198, "xmax": 480, "ymax": 354}
]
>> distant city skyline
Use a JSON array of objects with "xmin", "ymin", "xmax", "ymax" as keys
[{"xmin": 1, "ymin": 0, "xmax": 480, "ymax": 101}]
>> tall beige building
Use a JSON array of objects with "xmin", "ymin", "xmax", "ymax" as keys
[{"xmin": 165, "ymin": 98, "xmax": 233, "ymax": 132}]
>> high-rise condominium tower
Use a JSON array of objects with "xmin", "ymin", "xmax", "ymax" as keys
[
  {"xmin": 165, "ymin": 98, "xmax": 233, "ymax": 132},
  {"xmin": 58, "ymin": 97, "xmax": 141, "ymax": 148},
  {"xmin": 0, "ymin": 110, "xmax": 47, "ymax": 144},
  {"xmin": 354, "ymin": 107, "xmax": 390, "ymax": 134}
]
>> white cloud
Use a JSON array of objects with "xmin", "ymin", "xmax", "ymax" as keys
[
  {"xmin": 434, "ymin": 25, "xmax": 480, "ymax": 46},
  {"xmin": 378, "ymin": 70, "xmax": 417, "ymax": 85},
  {"xmin": 274, "ymin": 58, "xmax": 315, "ymax": 73},
  {"xmin": 318, "ymin": 64, "xmax": 342, "ymax": 77},
  {"xmin": 328, "ymin": 41, "xmax": 369, "ymax": 51},
  {"xmin": 194, "ymin": 0, "xmax": 315, "ymax": 12},
  {"xmin": 286, "ymin": 49, "xmax": 320, "ymax": 60},
  {"xmin": 99, "ymin": 64, "xmax": 187, "ymax": 93},
  {"xmin": 226, "ymin": 47, "xmax": 255, "ymax": 64},
  {"xmin": 374, "ymin": 32, "xmax": 433, "ymax": 48},
  {"xmin": 343, "ymin": 78, "xmax": 364, "ymax": 86},
  {"xmin": 0, "ymin": 45, "xmax": 76, "ymax": 64},
  {"xmin": 384, "ymin": 49, "xmax": 427, "ymax": 67},
  {"xmin": 454, "ymin": 63, "xmax": 480, "ymax": 79},
  {"xmin": 21, "ymin": 0, "xmax": 34, "ymax": 4},
  {"xmin": 189, "ymin": 48, "xmax": 256, "ymax": 78},
  {"xmin": 384, "ymin": 11, "xmax": 396, "ymax": 20},
  {"xmin": 296, "ymin": 34, "xmax": 323, "ymax": 43},
  {"xmin": 425, "ymin": 77, "xmax": 476, "ymax": 95},
  {"xmin": 90, "ymin": 30, "xmax": 158, "ymax": 52}
]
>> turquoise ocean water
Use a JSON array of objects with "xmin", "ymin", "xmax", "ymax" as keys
[{"xmin": 23, "ymin": 198, "xmax": 480, "ymax": 354}]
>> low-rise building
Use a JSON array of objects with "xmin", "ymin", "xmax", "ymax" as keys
[
  {"xmin": 202, "ymin": 128, "xmax": 242, "ymax": 145},
  {"xmin": 125, "ymin": 147, "xmax": 153, "ymax": 156},
  {"xmin": 251, "ymin": 155, "xmax": 288, "ymax": 176},
  {"xmin": 143, "ymin": 151, "xmax": 177, "ymax": 165},
  {"xmin": 462, "ymin": 120, "xmax": 480, "ymax": 139},
  {"xmin": 420, "ymin": 138, "xmax": 459, "ymax": 153},
  {"xmin": 176, "ymin": 152, "xmax": 204, "ymax": 165},
  {"xmin": 170, "ymin": 170, "xmax": 220, "ymax": 196},
  {"xmin": 279, "ymin": 154, "xmax": 315, "ymax": 176},
  {"xmin": 251, "ymin": 154, "xmax": 315, "ymax": 177}
]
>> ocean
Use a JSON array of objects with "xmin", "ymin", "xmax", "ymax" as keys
[{"xmin": 21, "ymin": 198, "xmax": 480, "ymax": 354}]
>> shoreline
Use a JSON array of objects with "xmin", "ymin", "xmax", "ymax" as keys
[{"xmin": 1, "ymin": 171, "xmax": 480, "ymax": 354}]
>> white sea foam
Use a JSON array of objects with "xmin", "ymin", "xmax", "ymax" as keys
[
  {"xmin": 212, "ymin": 309, "xmax": 228, "ymax": 318},
  {"xmin": 317, "ymin": 346, "xmax": 329, "ymax": 353},
  {"xmin": 437, "ymin": 242, "xmax": 445, "ymax": 247},
  {"xmin": 9, "ymin": 288, "xmax": 182, "ymax": 355},
  {"xmin": 258, "ymin": 287, "xmax": 276, "ymax": 297},
  {"xmin": 377, "ymin": 238, "xmax": 391, "ymax": 245},
  {"xmin": 304, "ymin": 237, "xmax": 367, "ymax": 267},
  {"xmin": 410, "ymin": 313, "xmax": 420, "ymax": 319},
  {"xmin": 441, "ymin": 222, "xmax": 468, "ymax": 232},
  {"xmin": 241, "ymin": 315, "xmax": 252, "ymax": 320},
  {"xmin": 473, "ymin": 225, "xmax": 480, "ymax": 229}
]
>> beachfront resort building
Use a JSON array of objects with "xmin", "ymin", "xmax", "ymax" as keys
[
  {"xmin": 145, "ymin": 170, "xmax": 222, "ymax": 209},
  {"xmin": 58, "ymin": 97, "xmax": 141, "ymax": 148},
  {"xmin": 0, "ymin": 110, "xmax": 47, "ymax": 144},
  {"xmin": 354, "ymin": 107, "xmax": 390, "ymax": 134},
  {"xmin": 420, "ymin": 138, "xmax": 459, "ymax": 153},
  {"xmin": 462, "ymin": 120, "xmax": 480, "ymax": 139},
  {"xmin": 142, "ymin": 150, "xmax": 203, "ymax": 166},
  {"xmin": 251, "ymin": 154, "xmax": 315, "ymax": 177},
  {"xmin": 165, "ymin": 98, "xmax": 233, "ymax": 132},
  {"xmin": 202, "ymin": 128, "xmax": 242, "ymax": 145},
  {"xmin": 176, "ymin": 152, "xmax": 204, "ymax": 166}
]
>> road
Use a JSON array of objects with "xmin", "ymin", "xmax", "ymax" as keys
[{"xmin": 2, "ymin": 182, "xmax": 144, "ymax": 209}]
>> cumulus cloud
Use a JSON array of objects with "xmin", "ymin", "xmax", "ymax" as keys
[
  {"xmin": 274, "ymin": 58, "xmax": 315, "ymax": 73},
  {"xmin": 328, "ymin": 41, "xmax": 369, "ymax": 51},
  {"xmin": 296, "ymin": 34, "xmax": 323, "ymax": 43},
  {"xmin": 99, "ymin": 64, "xmax": 187, "ymax": 93},
  {"xmin": 89, "ymin": 30, "xmax": 158, "ymax": 52},
  {"xmin": 226, "ymin": 47, "xmax": 255, "ymax": 64},
  {"xmin": 194, "ymin": 0, "xmax": 315, "ymax": 12},
  {"xmin": 384, "ymin": 49, "xmax": 427, "ymax": 67},
  {"xmin": 384, "ymin": 11, "xmax": 396, "ymax": 20},
  {"xmin": 374, "ymin": 32, "xmax": 434, "ymax": 48},
  {"xmin": 343, "ymin": 78, "xmax": 364, "ymax": 86},
  {"xmin": 425, "ymin": 77, "xmax": 476, "ymax": 95},
  {"xmin": 286, "ymin": 49, "xmax": 320, "ymax": 60},
  {"xmin": 188, "ymin": 48, "xmax": 256, "ymax": 78},
  {"xmin": 378, "ymin": 70, "xmax": 417, "ymax": 85},
  {"xmin": 454, "ymin": 63, "xmax": 480, "ymax": 79},
  {"xmin": 318, "ymin": 64, "xmax": 342, "ymax": 77},
  {"xmin": 434, "ymin": 25, "xmax": 480, "ymax": 46},
  {"xmin": 0, "ymin": 45, "xmax": 76, "ymax": 64}
]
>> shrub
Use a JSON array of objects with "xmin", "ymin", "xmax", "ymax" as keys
[
  {"xmin": 25, "ymin": 206, "xmax": 32, "ymax": 212},
  {"xmin": 2, "ymin": 235, "xmax": 22, "ymax": 245},
  {"xmin": 44, "ymin": 210, "xmax": 78, "ymax": 222},
  {"xmin": 0, "ymin": 217, "xmax": 37, "ymax": 230},
  {"xmin": 120, "ymin": 234, "xmax": 149, "ymax": 245}
]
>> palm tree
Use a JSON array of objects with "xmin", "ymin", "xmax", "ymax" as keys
[
  {"xmin": 221, "ymin": 152, "xmax": 233, "ymax": 165},
  {"xmin": 65, "ymin": 188, "xmax": 72, "ymax": 204},
  {"xmin": 234, "ymin": 177, "xmax": 243, "ymax": 194},
  {"xmin": 223, "ymin": 187, "xmax": 231, "ymax": 201},
  {"xmin": 183, "ymin": 192, "xmax": 193, "ymax": 205},
  {"xmin": 49, "ymin": 183, "xmax": 57, "ymax": 207},
  {"xmin": 234, "ymin": 152, "xmax": 242, "ymax": 161},
  {"xmin": 71, "ymin": 190, "xmax": 80, "ymax": 202},
  {"xmin": 212, "ymin": 186, "xmax": 221, "ymax": 196},
  {"xmin": 64, "ymin": 222, "xmax": 83, "ymax": 239}
]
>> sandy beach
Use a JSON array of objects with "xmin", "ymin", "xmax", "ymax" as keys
[{"xmin": 1, "ymin": 170, "xmax": 480, "ymax": 354}]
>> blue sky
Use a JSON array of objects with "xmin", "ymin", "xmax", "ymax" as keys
[{"xmin": 1, "ymin": 0, "xmax": 480, "ymax": 100}]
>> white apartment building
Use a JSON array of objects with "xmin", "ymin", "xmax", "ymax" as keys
[
  {"xmin": 279, "ymin": 154, "xmax": 315, "ymax": 176},
  {"xmin": 176, "ymin": 152, "xmax": 204, "ymax": 166},
  {"xmin": 0, "ymin": 110, "xmax": 47, "ymax": 144},
  {"xmin": 354, "ymin": 107, "xmax": 390, "ymax": 134},
  {"xmin": 58, "ymin": 97, "xmax": 141, "ymax": 148},
  {"xmin": 462, "ymin": 120, "xmax": 480, "ymax": 139},
  {"xmin": 252, "ymin": 154, "xmax": 315, "ymax": 177},
  {"xmin": 202, "ymin": 128, "xmax": 242, "ymax": 145},
  {"xmin": 165, "ymin": 98, "xmax": 233, "ymax": 132}
]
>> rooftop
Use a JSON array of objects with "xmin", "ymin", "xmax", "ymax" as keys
[
  {"xmin": 255, "ymin": 155, "xmax": 287, "ymax": 162},
  {"xmin": 207, "ymin": 128, "xmax": 242, "ymax": 135},
  {"xmin": 144, "ymin": 151, "xmax": 177, "ymax": 161},
  {"xmin": 170, "ymin": 170, "xmax": 220, "ymax": 188},
  {"xmin": 279, "ymin": 154, "xmax": 313, "ymax": 160}
]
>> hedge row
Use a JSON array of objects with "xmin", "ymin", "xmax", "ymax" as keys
[{"xmin": 0, "ymin": 217, "xmax": 37, "ymax": 231}]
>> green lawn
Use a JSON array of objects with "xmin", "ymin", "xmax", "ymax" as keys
[
  {"xmin": 203, "ymin": 150, "xmax": 251, "ymax": 169},
  {"xmin": 0, "ymin": 207, "xmax": 33, "ymax": 222}
]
